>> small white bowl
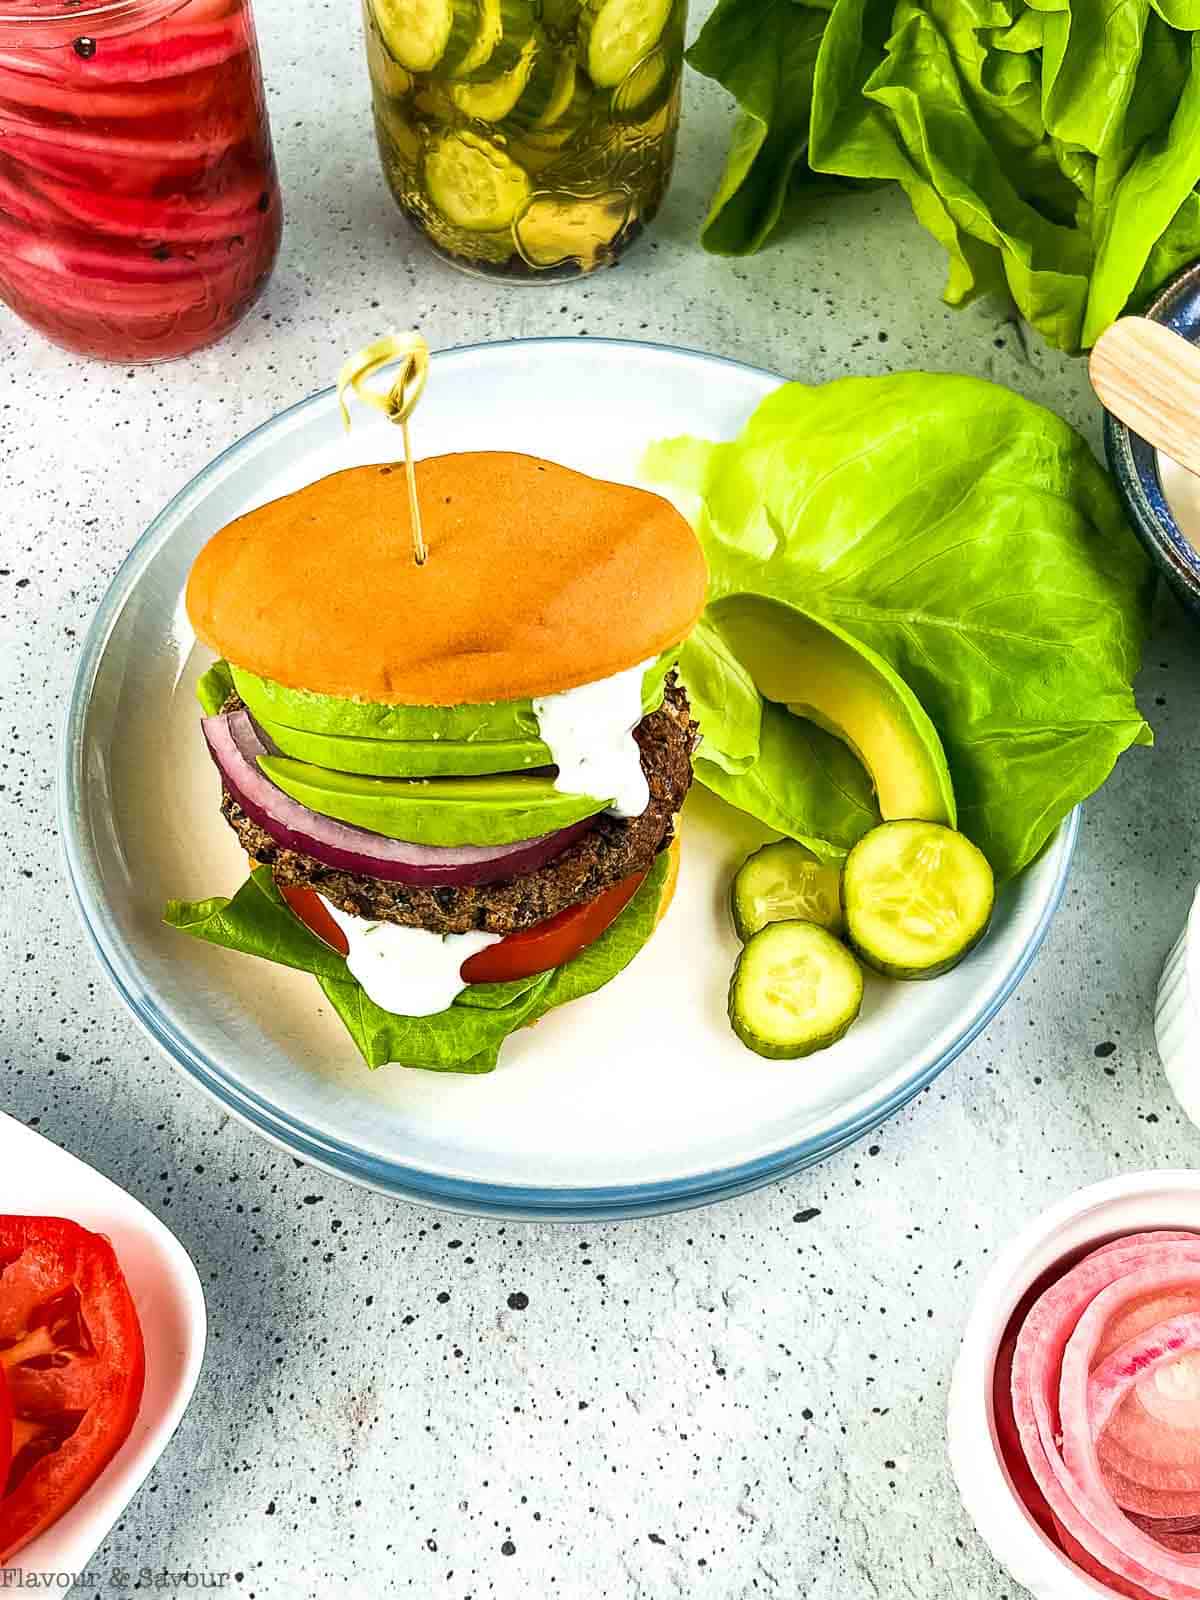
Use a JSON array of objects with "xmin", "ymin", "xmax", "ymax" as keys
[
  {"xmin": 1157, "ymin": 886, "xmax": 1200, "ymax": 1125},
  {"xmin": 948, "ymin": 1170, "xmax": 1200, "ymax": 1600},
  {"xmin": 0, "ymin": 1112, "xmax": 206, "ymax": 1579}
]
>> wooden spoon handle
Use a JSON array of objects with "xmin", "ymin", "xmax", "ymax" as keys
[{"xmin": 1090, "ymin": 316, "xmax": 1200, "ymax": 479}]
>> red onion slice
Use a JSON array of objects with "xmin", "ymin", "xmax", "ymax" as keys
[
  {"xmin": 1051, "ymin": 1514, "xmax": 1161, "ymax": 1600},
  {"xmin": 1103, "ymin": 1444, "xmax": 1200, "ymax": 1519},
  {"xmin": 202, "ymin": 708, "xmax": 593, "ymax": 887},
  {"xmin": 1130, "ymin": 1516, "xmax": 1200, "ymax": 1538},
  {"xmin": 1008, "ymin": 1234, "xmax": 1200, "ymax": 1598},
  {"xmin": 1089, "ymin": 1316, "xmax": 1200, "ymax": 1440}
]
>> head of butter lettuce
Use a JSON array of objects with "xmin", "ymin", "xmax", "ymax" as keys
[
  {"xmin": 648, "ymin": 372, "xmax": 1154, "ymax": 883},
  {"xmin": 688, "ymin": 0, "xmax": 1200, "ymax": 352},
  {"xmin": 165, "ymin": 852, "xmax": 670, "ymax": 1073}
]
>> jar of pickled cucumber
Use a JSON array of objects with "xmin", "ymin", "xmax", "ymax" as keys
[{"xmin": 361, "ymin": 0, "xmax": 686, "ymax": 279}]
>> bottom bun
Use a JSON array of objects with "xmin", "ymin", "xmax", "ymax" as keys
[{"xmin": 655, "ymin": 834, "xmax": 682, "ymax": 930}]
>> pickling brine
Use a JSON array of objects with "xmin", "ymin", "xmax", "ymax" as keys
[{"xmin": 361, "ymin": 0, "xmax": 686, "ymax": 280}]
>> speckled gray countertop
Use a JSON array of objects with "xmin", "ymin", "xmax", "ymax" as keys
[{"xmin": 3, "ymin": 2, "xmax": 1200, "ymax": 1595}]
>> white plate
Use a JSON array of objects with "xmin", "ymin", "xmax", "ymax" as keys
[
  {"xmin": 61, "ymin": 338, "xmax": 1075, "ymax": 1219},
  {"xmin": 0, "ymin": 1113, "xmax": 205, "ymax": 1576}
]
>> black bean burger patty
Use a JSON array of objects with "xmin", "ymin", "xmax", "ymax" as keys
[{"xmin": 221, "ymin": 676, "xmax": 698, "ymax": 936}]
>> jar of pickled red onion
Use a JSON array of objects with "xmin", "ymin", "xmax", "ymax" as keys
[{"xmin": 0, "ymin": 0, "xmax": 282, "ymax": 362}]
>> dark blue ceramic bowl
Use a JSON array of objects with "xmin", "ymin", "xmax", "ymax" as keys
[
  {"xmin": 1103, "ymin": 259, "xmax": 1200, "ymax": 618},
  {"xmin": 1107, "ymin": 259, "xmax": 1200, "ymax": 614}
]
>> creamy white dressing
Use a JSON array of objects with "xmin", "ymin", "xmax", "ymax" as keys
[
  {"xmin": 320, "ymin": 898, "xmax": 500, "ymax": 1017},
  {"xmin": 533, "ymin": 658, "xmax": 654, "ymax": 820},
  {"xmin": 1157, "ymin": 450, "xmax": 1200, "ymax": 554}
]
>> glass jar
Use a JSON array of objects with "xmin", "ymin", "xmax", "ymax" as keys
[
  {"xmin": 0, "ymin": 0, "xmax": 282, "ymax": 362},
  {"xmin": 361, "ymin": 0, "xmax": 686, "ymax": 281}
]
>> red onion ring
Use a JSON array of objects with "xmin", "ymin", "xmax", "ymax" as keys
[
  {"xmin": 1009, "ymin": 1232, "xmax": 1200, "ymax": 1597},
  {"xmin": 202, "ymin": 708, "xmax": 593, "ymax": 887}
]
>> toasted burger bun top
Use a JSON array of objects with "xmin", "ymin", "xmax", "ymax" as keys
[{"xmin": 186, "ymin": 451, "xmax": 708, "ymax": 705}]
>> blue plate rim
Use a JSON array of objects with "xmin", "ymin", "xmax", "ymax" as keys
[{"xmin": 59, "ymin": 334, "xmax": 1079, "ymax": 1221}]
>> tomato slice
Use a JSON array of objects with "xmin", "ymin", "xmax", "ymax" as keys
[
  {"xmin": 0, "ymin": 1217, "xmax": 145, "ymax": 1563},
  {"xmin": 280, "ymin": 884, "xmax": 349, "ymax": 957},
  {"xmin": 281, "ymin": 870, "xmax": 649, "ymax": 986},
  {"xmin": 460, "ymin": 869, "xmax": 648, "ymax": 984}
]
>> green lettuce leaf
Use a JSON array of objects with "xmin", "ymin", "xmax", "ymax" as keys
[
  {"xmin": 1082, "ymin": 33, "xmax": 1200, "ymax": 343},
  {"xmin": 686, "ymin": 0, "xmax": 1200, "ymax": 351},
  {"xmin": 1133, "ymin": 190, "xmax": 1200, "ymax": 308},
  {"xmin": 196, "ymin": 658, "xmax": 234, "ymax": 716},
  {"xmin": 689, "ymin": 0, "xmax": 834, "ymax": 254},
  {"xmin": 677, "ymin": 616, "xmax": 762, "ymax": 774},
  {"xmin": 697, "ymin": 699, "xmax": 879, "ymax": 862},
  {"xmin": 165, "ymin": 854, "xmax": 670, "ymax": 1073},
  {"xmin": 644, "ymin": 373, "xmax": 1154, "ymax": 880}
]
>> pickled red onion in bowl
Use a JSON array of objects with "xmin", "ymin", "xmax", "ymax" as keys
[{"xmin": 998, "ymin": 1230, "xmax": 1200, "ymax": 1597}]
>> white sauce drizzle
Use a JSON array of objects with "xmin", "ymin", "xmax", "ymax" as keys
[
  {"xmin": 320, "ymin": 898, "xmax": 500, "ymax": 1017},
  {"xmin": 533, "ymin": 658, "xmax": 654, "ymax": 820},
  {"xmin": 1157, "ymin": 450, "xmax": 1200, "ymax": 554}
]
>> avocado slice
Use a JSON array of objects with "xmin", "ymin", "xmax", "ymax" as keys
[
  {"xmin": 232, "ymin": 648, "xmax": 678, "ymax": 744},
  {"xmin": 709, "ymin": 596, "xmax": 956, "ymax": 826},
  {"xmin": 236, "ymin": 666, "xmax": 540, "ymax": 742},
  {"xmin": 258, "ymin": 756, "xmax": 608, "ymax": 846},
  {"xmin": 255, "ymin": 714, "xmax": 553, "ymax": 779}
]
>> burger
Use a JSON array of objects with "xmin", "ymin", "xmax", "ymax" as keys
[{"xmin": 166, "ymin": 450, "xmax": 707, "ymax": 1073}]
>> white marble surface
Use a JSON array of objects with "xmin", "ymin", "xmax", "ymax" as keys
[{"xmin": 3, "ymin": 2, "xmax": 1200, "ymax": 1595}]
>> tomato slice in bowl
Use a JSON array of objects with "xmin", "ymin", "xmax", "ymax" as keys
[{"xmin": 0, "ymin": 1216, "xmax": 145, "ymax": 1563}]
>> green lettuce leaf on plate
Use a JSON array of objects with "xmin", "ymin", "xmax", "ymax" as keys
[
  {"xmin": 695, "ymin": 699, "xmax": 879, "ymax": 863},
  {"xmin": 678, "ymin": 616, "xmax": 763, "ymax": 775},
  {"xmin": 646, "ymin": 372, "xmax": 1154, "ymax": 880},
  {"xmin": 196, "ymin": 658, "xmax": 234, "ymax": 716},
  {"xmin": 165, "ymin": 854, "xmax": 670, "ymax": 1073}
]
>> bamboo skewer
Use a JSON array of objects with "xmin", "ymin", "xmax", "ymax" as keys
[{"xmin": 337, "ymin": 331, "xmax": 432, "ymax": 566}]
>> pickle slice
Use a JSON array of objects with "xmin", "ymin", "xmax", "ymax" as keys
[
  {"xmin": 362, "ymin": 0, "xmax": 415, "ymax": 97},
  {"xmin": 454, "ymin": 0, "xmax": 502, "ymax": 75},
  {"xmin": 514, "ymin": 189, "xmax": 631, "ymax": 270},
  {"xmin": 579, "ymin": 0, "xmax": 672, "ymax": 88},
  {"xmin": 731, "ymin": 840, "xmax": 844, "ymax": 942},
  {"xmin": 728, "ymin": 922, "xmax": 864, "ymax": 1061},
  {"xmin": 502, "ymin": 73, "xmax": 593, "ymax": 175},
  {"xmin": 506, "ymin": 41, "xmax": 578, "ymax": 131},
  {"xmin": 610, "ymin": 35, "xmax": 680, "ymax": 119},
  {"xmin": 453, "ymin": 0, "xmax": 537, "ymax": 78},
  {"xmin": 372, "ymin": 0, "xmax": 480, "ymax": 73},
  {"xmin": 842, "ymin": 822, "xmax": 995, "ymax": 980},
  {"xmin": 425, "ymin": 129, "xmax": 532, "ymax": 230},
  {"xmin": 451, "ymin": 31, "xmax": 540, "ymax": 120}
]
